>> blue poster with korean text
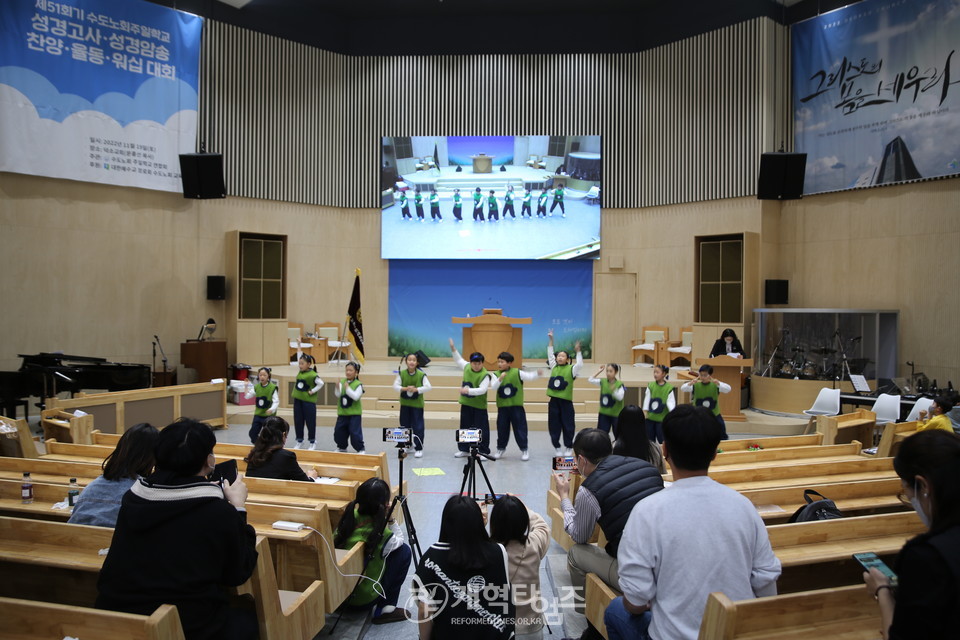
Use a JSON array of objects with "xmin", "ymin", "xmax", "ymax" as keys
[
  {"xmin": 0, "ymin": 0, "xmax": 202, "ymax": 192},
  {"xmin": 793, "ymin": 0, "xmax": 960, "ymax": 194}
]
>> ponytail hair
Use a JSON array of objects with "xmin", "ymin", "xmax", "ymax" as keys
[
  {"xmin": 334, "ymin": 477, "xmax": 391, "ymax": 554},
  {"xmin": 244, "ymin": 416, "xmax": 289, "ymax": 469},
  {"xmin": 299, "ymin": 353, "xmax": 316, "ymax": 373}
]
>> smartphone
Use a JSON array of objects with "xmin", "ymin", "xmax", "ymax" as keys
[
  {"xmin": 208, "ymin": 459, "xmax": 238, "ymax": 485},
  {"xmin": 852, "ymin": 552, "xmax": 898, "ymax": 586},
  {"xmin": 484, "ymin": 493, "xmax": 507, "ymax": 504},
  {"xmin": 552, "ymin": 456, "xmax": 578, "ymax": 473}
]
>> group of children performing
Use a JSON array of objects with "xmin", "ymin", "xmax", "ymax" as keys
[
  {"xmin": 397, "ymin": 184, "xmax": 568, "ymax": 222},
  {"xmin": 244, "ymin": 330, "xmax": 732, "ymax": 457}
]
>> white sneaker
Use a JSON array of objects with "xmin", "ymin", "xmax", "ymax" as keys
[
  {"xmin": 358, "ymin": 450, "xmax": 366, "ymax": 455},
  {"xmin": 554, "ymin": 447, "xmax": 563, "ymax": 456},
  {"xmin": 521, "ymin": 450, "xmax": 530, "ymax": 461},
  {"xmin": 336, "ymin": 448, "xmax": 347, "ymax": 453},
  {"xmin": 308, "ymin": 441, "xmax": 318, "ymax": 451},
  {"xmin": 454, "ymin": 451, "xmax": 468, "ymax": 458},
  {"xmin": 414, "ymin": 450, "xmax": 423, "ymax": 458},
  {"xmin": 564, "ymin": 448, "xmax": 573, "ymax": 457},
  {"xmin": 294, "ymin": 441, "xmax": 304, "ymax": 450},
  {"xmin": 492, "ymin": 449, "xmax": 505, "ymax": 460}
]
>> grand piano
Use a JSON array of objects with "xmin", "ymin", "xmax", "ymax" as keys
[{"xmin": 0, "ymin": 353, "xmax": 151, "ymax": 419}]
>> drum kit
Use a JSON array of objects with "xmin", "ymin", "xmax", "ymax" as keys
[
  {"xmin": 759, "ymin": 328, "xmax": 872, "ymax": 381},
  {"xmin": 776, "ymin": 346, "xmax": 840, "ymax": 380}
]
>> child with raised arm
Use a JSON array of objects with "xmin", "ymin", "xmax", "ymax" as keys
[
  {"xmin": 333, "ymin": 361, "xmax": 365, "ymax": 453},
  {"xmin": 546, "ymin": 329, "xmax": 583, "ymax": 456},
  {"xmin": 490, "ymin": 352, "xmax": 546, "ymax": 461},
  {"xmin": 244, "ymin": 366, "xmax": 278, "ymax": 443},
  {"xmin": 392, "ymin": 353, "xmax": 432, "ymax": 457},
  {"xmin": 449, "ymin": 337, "xmax": 493, "ymax": 458},
  {"xmin": 291, "ymin": 353, "xmax": 324, "ymax": 450},
  {"xmin": 642, "ymin": 364, "xmax": 675, "ymax": 443},
  {"xmin": 680, "ymin": 364, "xmax": 731, "ymax": 440},
  {"xmin": 589, "ymin": 363, "xmax": 625, "ymax": 435}
]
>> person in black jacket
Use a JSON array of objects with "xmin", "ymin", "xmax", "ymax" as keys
[
  {"xmin": 709, "ymin": 328, "xmax": 745, "ymax": 358},
  {"xmin": 863, "ymin": 430, "xmax": 960, "ymax": 640},
  {"xmin": 244, "ymin": 416, "xmax": 318, "ymax": 482},
  {"xmin": 96, "ymin": 419, "xmax": 259, "ymax": 640}
]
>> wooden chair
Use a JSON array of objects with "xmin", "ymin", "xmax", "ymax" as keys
[
  {"xmin": 874, "ymin": 420, "xmax": 919, "ymax": 458},
  {"xmin": 287, "ymin": 323, "xmax": 313, "ymax": 363},
  {"xmin": 0, "ymin": 597, "xmax": 186, "ymax": 640},
  {"xmin": 0, "ymin": 415, "xmax": 40, "ymax": 458},
  {"xmin": 818, "ymin": 409, "xmax": 877, "ymax": 445},
  {"xmin": 697, "ymin": 584, "xmax": 879, "ymax": 640},
  {"xmin": 315, "ymin": 322, "xmax": 351, "ymax": 362},
  {"xmin": 656, "ymin": 326, "xmax": 693, "ymax": 368},
  {"xmin": 631, "ymin": 325, "xmax": 668, "ymax": 365},
  {"xmin": 40, "ymin": 408, "xmax": 94, "ymax": 444},
  {"xmin": 585, "ymin": 573, "xmax": 619, "ymax": 640}
]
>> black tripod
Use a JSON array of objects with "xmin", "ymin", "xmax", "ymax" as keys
[
  {"xmin": 459, "ymin": 444, "xmax": 497, "ymax": 501},
  {"xmin": 390, "ymin": 442, "xmax": 423, "ymax": 565}
]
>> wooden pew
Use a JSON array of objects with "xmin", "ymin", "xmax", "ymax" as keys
[
  {"xmin": 547, "ymin": 505, "xmax": 603, "ymax": 552},
  {"xmin": 0, "ymin": 415, "xmax": 40, "ymax": 458},
  {"xmin": 768, "ymin": 511, "xmax": 924, "ymax": 593},
  {"xmin": 40, "ymin": 408, "xmax": 95, "ymax": 444},
  {"xmin": 818, "ymin": 409, "xmax": 876, "ymax": 446},
  {"xmin": 0, "ymin": 456, "xmax": 103, "ymax": 486},
  {"xmin": 874, "ymin": 421, "xmax": 919, "ymax": 458},
  {"xmin": 585, "ymin": 572, "xmax": 619, "ymax": 640},
  {"xmin": 740, "ymin": 477, "xmax": 907, "ymax": 523},
  {"xmin": 716, "ymin": 433, "xmax": 824, "ymax": 451},
  {"xmin": 712, "ymin": 456, "xmax": 896, "ymax": 492},
  {"xmin": 0, "ymin": 597, "xmax": 186, "ymax": 640},
  {"xmin": 0, "ymin": 477, "xmax": 80, "ymax": 521},
  {"xmin": 697, "ymin": 585, "xmax": 880, "ymax": 640},
  {"xmin": 244, "ymin": 475, "xmax": 358, "ymax": 527},
  {"xmin": 710, "ymin": 442, "xmax": 862, "ymax": 467}
]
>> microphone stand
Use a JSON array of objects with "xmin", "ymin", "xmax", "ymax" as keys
[
  {"xmin": 760, "ymin": 328, "xmax": 788, "ymax": 378},
  {"xmin": 154, "ymin": 335, "xmax": 169, "ymax": 386}
]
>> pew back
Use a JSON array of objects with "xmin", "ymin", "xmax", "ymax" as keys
[{"xmin": 0, "ymin": 598, "xmax": 186, "ymax": 640}]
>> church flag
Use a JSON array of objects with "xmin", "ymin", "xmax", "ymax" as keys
[{"xmin": 347, "ymin": 268, "xmax": 365, "ymax": 364}]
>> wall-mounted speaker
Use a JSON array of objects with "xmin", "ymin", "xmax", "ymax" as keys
[
  {"xmin": 757, "ymin": 153, "xmax": 806, "ymax": 200},
  {"xmin": 764, "ymin": 279, "xmax": 789, "ymax": 305},
  {"xmin": 179, "ymin": 153, "xmax": 226, "ymax": 199},
  {"xmin": 207, "ymin": 275, "xmax": 226, "ymax": 301}
]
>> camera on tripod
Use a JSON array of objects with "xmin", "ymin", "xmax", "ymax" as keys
[
  {"xmin": 457, "ymin": 428, "xmax": 482, "ymax": 444},
  {"xmin": 382, "ymin": 427, "xmax": 412, "ymax": 445}
]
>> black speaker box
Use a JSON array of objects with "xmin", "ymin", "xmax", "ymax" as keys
[
  {"xmin": 757, "ymin": 153, "xmax": 806, "ymax": 200},
  {"xmin": 207, "ymin": 275, "xmax": 226, "ymax": 301},
  {"xmin": 179, "ymin": 153, "xmax": 226, "ymax": 199},
  {"xmin": 764, "ymin": 279, "xmax": 789, "ymax": 305},
  {"xmin": 415, "ymin": 350, "xmax": 432, "ymax": 368}
]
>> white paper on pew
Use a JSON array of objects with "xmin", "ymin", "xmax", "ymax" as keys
[
  {"xmin": 313, "ymin": 476, "xmax": 340, "ymax": 484},
  {"xmin": 73, "ymin": 410, "xmax": 88, "ymax": 417},
  {"xmin": 755, "ymin": 504, "xmax": 786, "ymax": 515},
  {"xmin": 63, "ymin": 636, "xmax": 80, "ymax": 640},
  {"xmin": 51, "ymin": 500, "xmax": 70, "ymax": 511},
  {"xmin": 662, "ymin": 481, "xmax": 673, "ymax": 488},
  {"xmin": 210, "ymin": 378, "xmax": 225, "ymax": 384}
]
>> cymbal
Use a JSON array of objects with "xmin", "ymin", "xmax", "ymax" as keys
[{"xmin": 810, "ymin": 347, "xmax": 836, "ymax": 355}]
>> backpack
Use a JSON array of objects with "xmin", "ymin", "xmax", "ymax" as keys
[{"xmin": 788, "ymin": 489, "xmax": 844, "ymax": 523}]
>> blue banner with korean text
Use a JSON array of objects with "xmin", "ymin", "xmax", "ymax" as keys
[
  {"xmin": 793, "ymin": 0, "xmax": 960, "ymax": 194},
  {"xmin": 0, "ymin": 0, "xmax": 202, "ymax": 192}
]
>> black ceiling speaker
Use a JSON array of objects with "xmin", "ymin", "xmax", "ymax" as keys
[
  {"xmin": 179, "ymin": 153, "xmax": 226, "ymax": 199},
  {"xmin": 757, "ymin": 152, "xmax": 806, "ymax": 200}
]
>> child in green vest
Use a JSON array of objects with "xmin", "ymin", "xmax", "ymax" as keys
[
  {"xmin": 429, "ymin": 188, "xmax": 442, "ymax": 221},
  {"xmin": 291, "ymin": 353, "xmax": 324, "ymax": 450},
  {"xmin": 487, "ymin": 189, "xmax": 500, "ymax": 221},
  {"xmin": 680, "ymin": 364, "xmax": 731, "ymax": 440},
  {"xmin": 588, "ymin": 363, "xmax": 625, "ymax": 434},
  {"xmin": 503, "ymin": 185, "xmax": 516, "ymax": 218},
  {"xmin": 449, "ymin": 338, "xmax": 493, "ymax": 458},
  {"xmin": 536, "ymin": 188, "xmax": 548, "ymax": 218},
  {"xmin": 392, "ymin": 353, "xmax": 432, "ymax": 457},
  {"xmin": 334, "ymin": 361, "xmax": 365, "ymax": 453},
  {"xmin": 333, "ymin": 478, "xmax": 411, "ymax": 625},
  {"xmin": 473, "ymin": 187, "xmax": 485, "ymax": 222},
  {"xmin": 452, "ymin": 188, "xmax": 463, "ymax": 222},
  {"xmin": 521, "ymin": 188, "xmax": 533, "ymax": 218},
  {"xmin": 546, "ymin": 329, "xmax": 583, "ymax": 456},
  {"xmin": 414, "ymin": 188, "xmax": 425, "ymax": 222},
  {"xmin": 244, "ymin": 366, "xmax": 278, "ymax": 443},
  {"xmin": 490, "ymin": 351, "xmax": 546, "ymax": 461},
  {"xmin": 549, "ymin": 184, "xmax": 565, "ymax": 217},
  {"xmin": 642, "ymin": 364, "xmax": 675, "ymax": 443},
  {"xmin": 398, "ymin": 190, "xmax": 411, "ymax": 220}
]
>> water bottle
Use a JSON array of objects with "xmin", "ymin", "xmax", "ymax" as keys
[
  {"xmin": 67, "ymin": 477, "xmax": 80, "ymax": 507},
  {"xmin": 21, "ymin": 472, "xmax": 33, "ymax": 504}
]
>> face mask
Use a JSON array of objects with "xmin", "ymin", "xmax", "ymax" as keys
[{"xmin": 911, "ymin": 479, "xmax": 931, "ymax": 528}]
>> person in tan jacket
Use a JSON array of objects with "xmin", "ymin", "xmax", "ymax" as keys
[{"xmin": 490, "ymin": 495, "xmax": 551, "ymax": 639}]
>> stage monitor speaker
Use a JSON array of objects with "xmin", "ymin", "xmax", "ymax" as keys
[
  {"xmin": 179, "ymin": 153, "xmax": 226, "ymax": 199},
  {"xmin": 207, "ymin": 275, "xmax": 226, "ymax": 301},
  {"xmin": 757, "ymin": 152, "xmax": 806, "ymax": 200},
  {"xmin": 764, "ymin": 279, "xmax": 789, "ymax": 305},
  {"xmin": 415, "ymin": 350, "xmax": 432, "ymax": 368}
]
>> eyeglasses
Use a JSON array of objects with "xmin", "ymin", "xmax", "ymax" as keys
[{"xmin": 896, "ymin": 491, "xmax": 912, "ymax": 507}]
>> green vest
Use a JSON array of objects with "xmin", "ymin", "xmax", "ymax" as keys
[
  {"xmin": 646, "ymin": 381, "xmax": 675, "ymax": 422},
  {"xmin": 547, "ymin": 363, "xmax": 575, "ymax": 401},
  {"xmin": 538, "ymin": 193, "xmax": 548, "ymax": 206},
  {"xmin": 291, "ymin": 370, "xmax": 319, "ymax": 403},
  {"xmin": 488, "ymin": 195, "xmax": 498, "ymax": 210},
  {"xmin": 453, "ymin": 193, "xmax": 462, "ymax": 208},
  {"xmin": 473, "ymin": 192, "xmax": 482, "ymax": 205},
  {"xmin": 523, "ymin": 192, "xmax": 532, "ymax": 204},
  {"xmin": 599, "ymin": 378, "xmax": 624, "ymax": 417},
  {"xmin": 399, "ymin": 368, "xmax": 426, "ymax": 409},
  {"xmin": 496, "ymin": 367, "xmax": 524, "ymax": 408},
  {"xmin": 460, "ymin": 365, "xmax": 490, "ymax": 410},
  {"xmin": 505, "ymin": 191, "xmax": 514, "ymax": 203},
  {"xmin": 337, "ymin": 378, "xmax": 363, "ymax": 416},
  {"xmin": 554, "ymin": 188, "xmax": 564, "ymax": 201},
  {"xmin": 415, "ymin": 193, "xmax": 423, "ymax": 204},
  {"xmin": 339, "ymin": 509, "xmax": 392, "ymax": 606},
  {"xmin": 430, "ymin": 193, "xmax": 439, "ymax": 206},
  {"xmin": 692, "ymin": 381, "xmax": 721, "ymax": 416},
  {"xmin": 254, "ymin": 382, "xmax": 277, "ymax": 417},
  {"xmin": 399, "ymin": 193, "xmax": 407, "ymax": 206}
]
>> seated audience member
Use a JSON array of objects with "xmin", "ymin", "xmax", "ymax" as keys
[
  {"xmin": 612, "ymin": 405, "xmax": 666, "ymax": 473},
  {"xmin": 863, "ymin": 429, "xmax": 960, "ymax": 639},
  {"xmin": 334, "ymin": 477, "xmax": 411, "ymax": 624},
  {"xmin": 244, "ymin": 416, "xmax": 319, "ymax": 481},
  {"xmin": 68, "ymin": 423, "xmax": 158, "ymax": 527},
  {"xmin": 604, "ymin": 405, "xmax": 781, "ymax": 640},
  {"xmin": 554, "ymin": 428, "xmax": 663, "ymax": 619},
  {"xmin": 96, "ymin": 419, "xmax": 258, "ymax": 640},
  {"xmin": 916, "ymin": 396, "xmax": 955, "ymax": 433},
  {"xmin": 412, "ymin": 495, "xmax": 515, "ymax": 639},
  {"xmin": 490, "ymin": 495, "xmax": 550, "ymax": 639},
  {"xmin": 708, "ymin": 327, "xmax": 744, "ymax": 358}
]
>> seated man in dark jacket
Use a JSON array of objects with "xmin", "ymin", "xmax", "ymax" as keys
[
  {"xmin": 96, "ymin": 418, "xmax": 258, "ymax": 640},
  {"xmin": 555, "ymin": 428, "xmax": 663, "ymax": 613}
]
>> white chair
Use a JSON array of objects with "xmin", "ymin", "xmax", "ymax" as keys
[
  {"xmin": 904, "ymin": 397, "xmax": 935, "ymax": 423},
  {"xmin": 631, "ymin": 326, "xmax": 668, "ymax": 365},
  {"xmin": 315, "ymin": 323, "xmax": 351, "ymax": 363},
  {"xmin": 871, "ymin": 393, "xmax": 902, "ymax": 425},
  {"xmin": 802, "ymin": 387, "xmax": 841, "ymax": 434},
  {"xmin": 585, "ymin": 185, "xmax": 601, "ymax": 204}
]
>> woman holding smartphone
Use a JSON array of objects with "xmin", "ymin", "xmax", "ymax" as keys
[{"xmin": 863, "ymin": 429, "xmax": 960, "ymax": 639}]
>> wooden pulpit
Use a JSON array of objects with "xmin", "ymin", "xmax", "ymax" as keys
[
  {"xmin": 695, "ymin": 356, "xmax": 753, "ymax": 422},
  {"xmin": 452, "ymin": 309, "xmax": 532, "ymax": 370}
]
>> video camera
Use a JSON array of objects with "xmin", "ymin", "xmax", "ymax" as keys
[
  {"xmin": 457, "ymin": 428, "xmax": 482, "ymax": 444},
  {"xmin": 382, "ymin": 427, "xmax": 412, "ymax": 445},
  {"xmin": 552, "ymin": 456, "xmax": 579, "ymax": 474}
]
